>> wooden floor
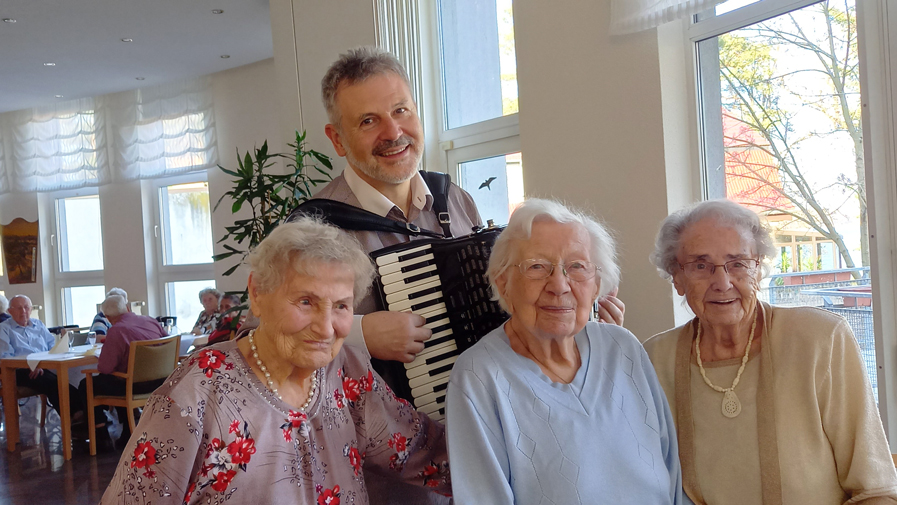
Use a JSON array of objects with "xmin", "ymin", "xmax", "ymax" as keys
[{"xmin": 0, "ymin": 397, "xmax": 124, "ymax": 504}]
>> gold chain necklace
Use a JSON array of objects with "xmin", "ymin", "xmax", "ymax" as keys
[{"xmin": 695, "ymin": 309, "xmax": 757, "ymax": 418}]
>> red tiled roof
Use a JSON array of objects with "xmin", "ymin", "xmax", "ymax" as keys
[{"xmin": 722, "ymin": 112, "xmax": 794, "ymax": 212}]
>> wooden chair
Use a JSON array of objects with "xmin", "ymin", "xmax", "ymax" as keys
[
  {"xmin": 82, "ymin": 334, "xmax": 180, "ymax": 455},
  {"xmin": 0, "ymin": 383, "xmax": 48, "ymax": 427}
]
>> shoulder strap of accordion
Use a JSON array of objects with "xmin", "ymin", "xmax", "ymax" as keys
[
  {"xmin": 288, "ymin": 198, "xmax": 443, "ymax": 238},
  {"xmin": 419, "ymin": 170, "xmax": 453, "ymax": 238}
]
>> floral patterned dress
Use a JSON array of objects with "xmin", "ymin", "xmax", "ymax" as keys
[
  {"xmin": 100, "ymin": 340, "xmax": 450, "ymax": 504},
  {"xmin": 192, "ymin": 311, "xmax": 220, "ymax": 335}
]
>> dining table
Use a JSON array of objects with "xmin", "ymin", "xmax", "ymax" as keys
[{"xmin": 1, "ymin": 344, "xmax": 100, "ymax": 460}]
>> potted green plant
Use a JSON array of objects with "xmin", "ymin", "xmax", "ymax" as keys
[{"xmin": 211, "ymin": 130, "xmax": 333, "ymax": 327}]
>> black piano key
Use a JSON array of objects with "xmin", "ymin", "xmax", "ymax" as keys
[
  {"xmin": 411, "ymin": 297, "xmax": 444, "ymax": 311},
  {"xmin": 401, "ymin": 259, "xmax": 435, "ymax": 274},
  {"xmin": 425, "ymin": 348, "xmax": 460, "ymax": 365},
  {"xmin": 397, "ymin": 248, "xmax": 432, "ymax": 263},
  {"xmin": 408, "ymin": 285, "xmax": 441, "ymax": 300},
  {"xmin": 424, "ymin": 333, "xmax": 454, "ymax": 349},
  {"xmin": 431, "ymin": 322, "xmax": 452, "ymax": 334},
  {"xmin": 425, "ymin": 314, "xmax": 448, "ymax": 324},
  {"xmin": 405, "ymin": 269, "xmax": 438, "ymax": 284},
  {"xmin": 429, "ymin": 362, "xmax": 455, "ymax": 376}
]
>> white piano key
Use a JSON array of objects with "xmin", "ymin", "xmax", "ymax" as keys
[
  {"xmin": 411, "ymin": 375, "xmax": 450, "ymax": 398},
  {"xmin": 385, "ymin": 277, "xmax": 442, "ymax": 304},
  {"xmin": 406, "ymin": 340, "xmax": 457, "ymax": 370},
  {"xmin": 424, "ymin": 316, "xmax": 451, "ymax": 329},
  {"xmin": 381, "ymin": 263, "xmax": 437, "ymax": 286},
  {"xmin": 417, "ymin": 400, "xmax": 446, "ymax": 415},
  {"xmin": 415, "ymin": 389, "xmax": 448, "ymax": 407},
  {"xmin": 414, "ymin": 304, "xmax": 447, "ymax": 317},
  {"xmin": 389, "ymin": 289, "xmax": 443, "ymax": 312},
  {"xmin": 406, "ymin": 355, "xmax": 457, "ymax": 380},
  {"xmin": 378, "ymin": 253, "xmax": 435, "ymax": 276},
  {"xmin": 409, "ymin": 369, "xmax": 452, "ymax": 390},
  {"xmin": 376, "ymin": 243, "xmax": 432, "ymax": 267}
]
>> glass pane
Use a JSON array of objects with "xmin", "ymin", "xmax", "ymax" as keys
[
  {"xmin": 165, "ymin": 280, "xmax": 216, "ymax": 333},
  {"xmin": 161, "ymin": 182, "xmax": 213, "ymax": 265},
  {"xmin": 438, "ymin": 0, "xmax": 518, "ymax": 130},
  {"xmin": 458, "ymin": 152, "xmax": 523, "ymax": 226},
  {"xmin": 697, "ymin": 0, "xmax": 876, "ymax": 399},
  {"xmin": 62, "ymin": 285, "xmax": 105, "ymax": 327},
  {"xmin": 57, "ymin": 195, "xmax": 103, "ymax": 272}
]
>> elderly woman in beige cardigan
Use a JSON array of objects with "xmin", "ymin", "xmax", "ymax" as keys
[{"xmin": 643, "ymin": 199, "xmax": 897, "ymax": 504}]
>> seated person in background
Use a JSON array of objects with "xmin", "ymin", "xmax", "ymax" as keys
[
  {"xmin": 0, "ymin": 295, "xmax": 82, "ymax": 418},
  {"xmin": 446, "ymin": 199, "xmax": 687, "ymax": 504},
  {"xmin": 191, "ymin": 288, "xmax": 221, "ymax": 335},
  {"xmin": 206, "ymin": 294, "xmax": 243, "ymax": 346},
  {"xmin": 78, "ymin": 294, "xmax": 167, "ymax": 433},
  {"xmin": 0, "ymin": 294, "xmax": 9, "ymax": 323},
  {"xmin": 89, "ymin": 288, "xmax": 129, "ymax": 343}
]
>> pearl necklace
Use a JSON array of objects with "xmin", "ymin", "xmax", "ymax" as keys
[
  {"xmin": 248, "ymin": 330, "xmax": 317, "ymax": 412},
  {"xmin": 695, "ymin": 309, "xmax": 757, "ymax": 419}
]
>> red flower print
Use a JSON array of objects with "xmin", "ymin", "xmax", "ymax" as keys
[
  {"xmin": 227, "ymin": 436, "xmax": 256, "ymax": 465},
  {"xmin": 183, "ymin": 482, "xmax": 196, "ymax": 503},
  {"xmin": 281, "ymin": 410, "xmax": 309, "ymax": 441},
  {"xmin": 343, "ymin": 377, "xmax": 360, "ymax": 402},
  {"xmin": 131, "ymin": 441, "xmax": 156, "ymax": 469},
  {"xmin": 359, "ymin": 369, "xmax": 374, "ymax": 392},
  {"xmin": 388, "ymin": 433, "xmax": 407, "ymax": 453},
  {"xmin": 228, "ymin": 420, "xmax": 240, "ymax": 434},
  {"xmin": 333, "ymin": 389, "xmax": 344, "ymax": 409},
  {"xmin": 317, "ymin": 485, "xmax": 341, "ymax": 505},
  {"xmin": 211, "ymin": 469, "xmax": 237, "ymax": 493},
  {"xmin": 224, "ymin": 362, "xmax": 235, "ymax": 370},
  {"xmin": 343, "ymin": 444, "xmax": 365, "ymax": 476},
  {"xmin": 198, "ymin": 349, "xmax": 227, "ymax": 378},
  {"xmin": 283, "ymin": 428, "xmax": 293, "ymax": 442}
]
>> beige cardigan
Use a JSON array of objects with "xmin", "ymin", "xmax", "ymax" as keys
[{"xmin": 644, "ymin": 302, "xmax": 897, "ymax": 504}]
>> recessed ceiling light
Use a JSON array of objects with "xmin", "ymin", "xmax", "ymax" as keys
[
  {"xmin": 212, "ymin": 9, "xmax": 224, "ymax": 14},
  {"xmin": 55, "ymin": 95, "xmax": 64, "ymax": 98},
  {"xmin": 220, "ymin": 55, "xmax": 230, "ymax": 59},
  {"xmin": 2, "ymin": 18, "xmax": 16, "ymax": 23},
  {"xmin": 43, "ymin": 62, "xmax": 56, "ymax": 66},
  {"xmin": 121, "ymin": 38, "xmax": 133, "ymax": 42},
  {"xmin": 135, "ymin": 77, "xmax": 145, "ymax": 80}
]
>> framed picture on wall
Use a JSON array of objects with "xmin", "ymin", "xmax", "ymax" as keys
[{"xmin": 1, "ymin": 218, "xmax": 39, "ymax": 284}]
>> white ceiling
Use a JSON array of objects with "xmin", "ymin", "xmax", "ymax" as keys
[{"xmin": 0, "ymin": 0, "xmax": 273, "ymax": 114}]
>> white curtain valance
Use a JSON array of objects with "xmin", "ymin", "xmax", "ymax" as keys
[
  {"xmin": 107, "ymin": 77, "xmax": 218, "ymax": 183},
  {"xmin": 610, "ymin": 0, "xmax": 729, "ymax": 34},
  {"xmin": 3, "ymin": 97, "xmax": 105, "ymax": 193},
  {"xmin": 0, "ymin": 77, "xmax": 217, "ymax": 194}
]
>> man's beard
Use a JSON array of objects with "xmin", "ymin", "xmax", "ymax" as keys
[{"xmin": 347, "ymin": 135, "xmax": 420, "ymax": 184}]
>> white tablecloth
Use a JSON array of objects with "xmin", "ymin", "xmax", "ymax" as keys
[{"xmin": 25, "ymin": 344, "xmax": 102, "ymax": 387}]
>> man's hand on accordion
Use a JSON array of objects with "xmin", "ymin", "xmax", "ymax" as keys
[{"xmin": 361, "ymin": 311, "xmax": 432, "ymax": 363}]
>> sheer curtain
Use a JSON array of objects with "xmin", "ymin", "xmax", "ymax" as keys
[
  {"xmin": 107, "ymin": 77, "xmax": 217, "ymax": 182},
  {"xmin": 1, "ymin": 97, "xmax": 106, "ymax": 192},
  {"xmin": 610, "ymin": 0, "xmax": 729, "ymax": 34},
  {"xmin": 0, "ymin": 77, "xmax": 217, "ymax": 193}
]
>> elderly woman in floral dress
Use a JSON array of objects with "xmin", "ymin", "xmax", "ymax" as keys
[{"xmin": 100, "ymin": 217, "xmax": 450, "ymax": 504}]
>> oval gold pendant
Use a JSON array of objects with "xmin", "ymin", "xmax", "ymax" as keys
[{"xmin": 722, "ymin": 390, "xmax": 741, "ymax": 418}]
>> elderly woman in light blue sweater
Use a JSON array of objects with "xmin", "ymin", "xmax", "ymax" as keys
[{"xmin": 446, "ymin": 198, "xmax": 689, "ymax": 505}]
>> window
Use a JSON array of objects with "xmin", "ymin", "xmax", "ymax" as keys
[
  {"xmin": 56, "ymin": 194, "xmax": 104, "ymax": 272},
  {"xmin": 159, "ymin": 181, "xmax": 213, "ymax": 266},
  {"xmin": 152, "ymin": 175, "xmax": 216, "ymax": 322},
  {"xmin": 165, "ymin": 279, "xmax": 216, "ymax": 333},
  {"xmin": 377, "ymin": 0, "xmax": 524, "ymax": 225},
  {"xmin": 61, "ymin": 285, "xmax": 105, "ymax": 327},
  {"xmin": 692, "ymin": 0, "xmax": 878, "ymax": 397},
  {"xmin": 50, "ymin": 190, "xmax": 104, "ymax": 326}
]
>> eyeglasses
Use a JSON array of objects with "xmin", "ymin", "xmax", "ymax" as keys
[
  {"xmin": 514, "ymin": 259, "xmax": 600, "ymax": 282},
  {"xmin": 678, "ymin": 258, "xmax": 760, "ymax": 279}
]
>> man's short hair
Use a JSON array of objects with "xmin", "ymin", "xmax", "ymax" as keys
[
  {"xmin": 101, "ymin": 295, "xmax": 128, "ymax": 319},
  {"xmin": 321, "ymin": 46, "xmax": 412, "ymax": 128}
]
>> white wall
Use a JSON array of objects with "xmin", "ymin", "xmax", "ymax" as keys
[
  {"xmin": 0, "ymin": 58, "xmax": 284, "ymax": 325},
  {"xmin": 209, "ymin": 58, "xmax": 286, "ymax": 295}
]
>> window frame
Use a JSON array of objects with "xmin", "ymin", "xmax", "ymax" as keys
[
  {"xmin": 47, "ymin": 186, "xmax": 105, "ymax": 326},
  {"xmin": 150, "ymin": 172, "xmax": 215, "ymax": 320},
  {"xmin": 684, "ymin": 0, "xmax": 897, "ymax": 442}
]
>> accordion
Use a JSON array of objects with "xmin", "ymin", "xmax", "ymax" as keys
[{"xmin": 370, "ymin": 225, "xmax": 508, "ymax": 421}]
